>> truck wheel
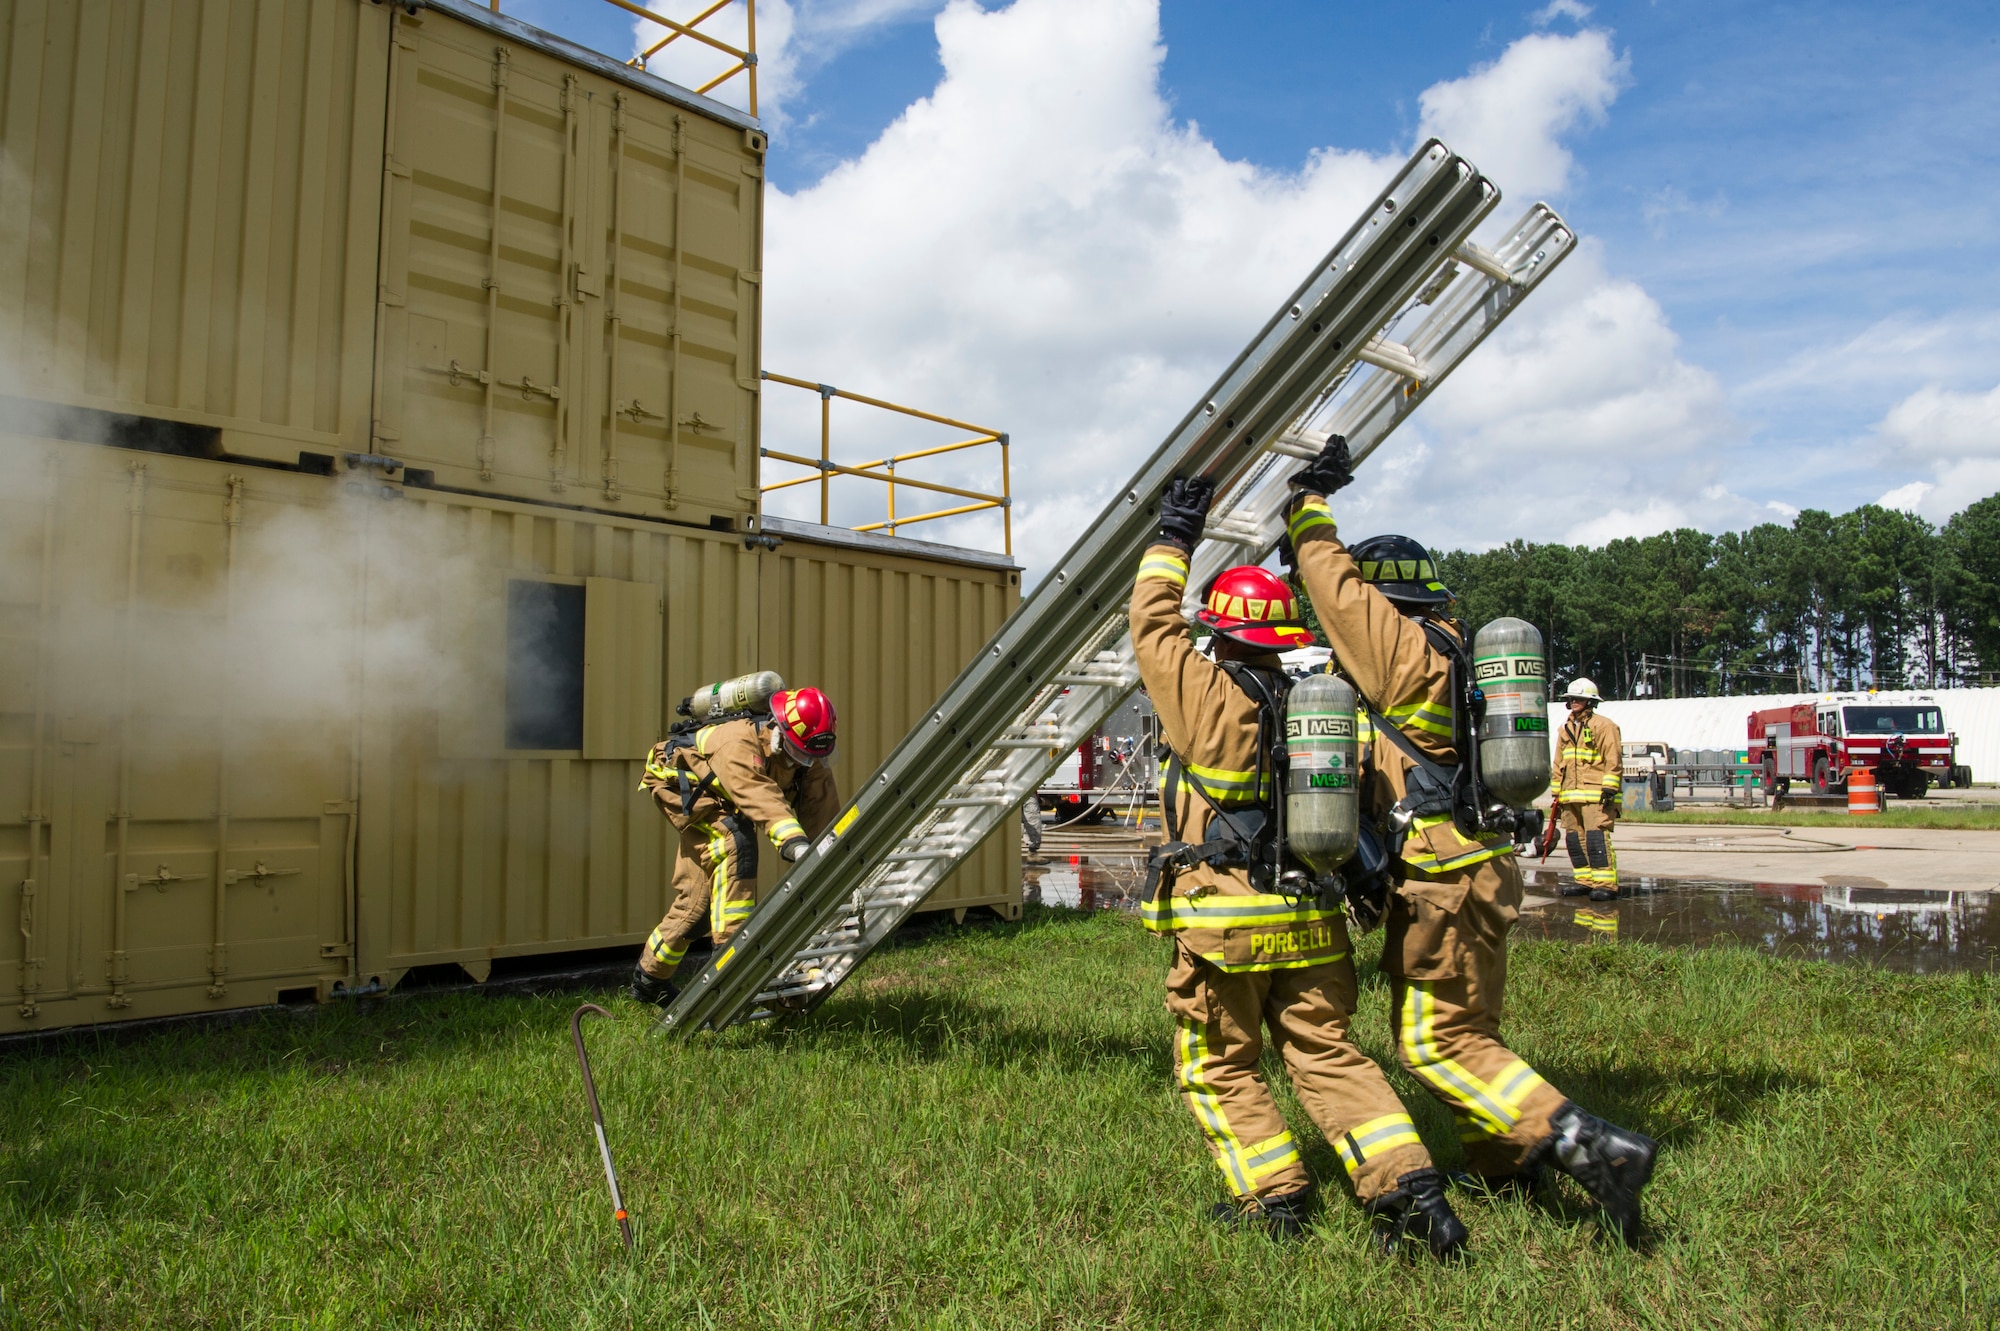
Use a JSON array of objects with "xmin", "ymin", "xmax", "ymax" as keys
[
  {"xmin": 1811, "ymin": 755, "xmax": 1832, "ymax": 796},
  {"xmin": 1956, "ymin": 765, "xmax": 1973, "ymax": 789},
  {"xmin": 1763, "ymin": 755, "xmax": 1787, "ymax": 797}
]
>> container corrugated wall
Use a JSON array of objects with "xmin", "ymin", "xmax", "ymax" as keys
[
  {"xmin": 0, "ymin": 0, "xmax": 389, "ymax": 467},
  {"xmin": 760, "ymin": 538, "xmax": 1022, "ymax": 913},
  {"xmin": 0, "ymin": 440, "xmax": 360, "ymax": 1027},
  {"xmin": 371, "ymin": 5, "xmax": 766, "ymax": 518}
]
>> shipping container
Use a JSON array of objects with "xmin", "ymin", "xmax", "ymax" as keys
[
  {"xmin": 0, "ymin": 0, "xmax": 1019, "ymax": 1032},
  {"xmin": 0, "ymin": 0, "xmax": 389, "ymax": 471},
  {"xmin": 370, "ymin": 2, "xmax": 767, "ymax": 518}
]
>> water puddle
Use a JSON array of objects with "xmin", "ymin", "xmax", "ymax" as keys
[
  {"xmin": 1517, "ymin": 870, "xmax": 1997, "ymax": 974},
  {"xmin": 1021, "ymin": 840, "xmax": 1998, "ymax": 973}
]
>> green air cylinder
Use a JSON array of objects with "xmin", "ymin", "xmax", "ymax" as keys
[
  {"xmin": 683, "ymin": 671, "xmax": 785, "ymax": 722},
  {"xmin": 1284, "ymin": 672, "xmax": 1359, "ymax": 874},
  {"xmin": 1471, "ymin": 618, "xmax": 1550, "ymax": 806}
]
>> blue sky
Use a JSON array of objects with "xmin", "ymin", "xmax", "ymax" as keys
[{"xmin": 509, "ymin": 0, "xmax": 2000, "ymax": 561}]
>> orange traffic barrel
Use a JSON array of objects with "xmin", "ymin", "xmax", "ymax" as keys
[{"xmin": 1847, "ymin": 767, "xmax": 1880, "ymax": 816}]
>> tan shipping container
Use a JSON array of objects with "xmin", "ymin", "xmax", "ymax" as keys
[
  {"xmin": 0, "ymin": 0, "xmax": 389, "ymax": 469},
  {"xmin": 0, "ymin": 439, "xmax": 1019, "ymax": 1030},
  {"xmin": 371, "ymin": 2, "xmax": 767, "ymax": 518}
]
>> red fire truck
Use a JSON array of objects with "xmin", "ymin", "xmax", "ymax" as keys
[{"xmin": 1745, "ymin": 695, "xmax": 1965, "ymax": 799}]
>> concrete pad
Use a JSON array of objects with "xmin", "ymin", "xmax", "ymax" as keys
[{"xmin": 1612, "ymin": 822, "xmax": 2000, "ymax": 891}]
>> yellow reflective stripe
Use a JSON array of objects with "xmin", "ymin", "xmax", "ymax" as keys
[
  {"xmin": 1141, "ymin": 893, "xmax": 1343, "ymax": 931},
  {"xmin": 1400, "ymin": 984, "xmax": 1533, "ymax": 1137},
  {"xmin": 1182, "ymin": 760, "xmax": 1272, "ymax": 802},
  {"xmin": 1242, "ymin": 1131, "xmax": 1301, "ymax": 1183},
  {"xmin": 644, "ymin": 926, "xmax": 686, "ymax": 969},
  {"xmin": 1287, "ymin": 497, "xmax": 1335, "ymax": 542},
  {"xmin": 769, "ymin": 817, "xmax": 805, "ymax": 848},
  {"xmin": 1384, "ymin": 699, "xmax": 1454, "ymax": 740},
  {"xmin": 642, "ymin": 753, "xmax": 675, "ymax": 787},
  {"xmin": 1137, "ymin": 553, "xmax": 1189, "ymax": 585},
  {"xmin": 1334, "ymin": 1112, "xmax": 1423, "ymax": 1176},
  {"xmin": 708, "ymin": 819, "xmax": 732, "ymax": 931},
  {"xmin": 1400, "ymin": 814, "xmax": 1513, "ymax": 872},
  {"xmin": 1177, "ymin": 1017, "xmax": 1254, "ymax": 1196}
]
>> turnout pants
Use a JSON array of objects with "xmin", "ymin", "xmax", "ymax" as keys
[
  {"xmin": 1555, "ymin": 802, "xmax": 1619, "ymax": 894},
  {"xmin": 638, "ymin": 813, "xmax": 759, "ymax": 980},
  {"xmin": 1385, "ymin": 856, "xmax": 1567, "ymax": 1178},
  {"xmin": 1166, "ymin": 942, "xmax": 1432, "ymax": 1204}
]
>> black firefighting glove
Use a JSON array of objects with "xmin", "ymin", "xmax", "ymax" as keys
[
  {"xmin": 781, "ymin": 836, "xmax": 810, "ymax": 863},
  {"xmin": 1599, "ymin": 788, "xmax": 1619, "ymax": 811},
  {"xmin": 1288, "ymin": 434, "xmax": 1355, "ymax": 497},
  {"xmin": 1276, "ymin": 533, "xmax": 1298, "ymax": 575},
  {"xmin": 1156, "ymin": 476, "xmax": 1215, "ymax": 552}
]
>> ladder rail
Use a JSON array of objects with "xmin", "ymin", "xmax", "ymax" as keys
[
  {"xmin": 659, "ymin": 145, "xmax": 1568, "ymax": 1037},
  {"xmin": 757, "ymin": 204, "xmax": 1579, "ymax": 1020}
]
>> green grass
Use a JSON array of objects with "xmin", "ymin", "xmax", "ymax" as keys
[
  {"xmin": 1623, "ymin": 805, "xmax": 2000, "ymax": 831},
  {"xmin": 4, "ymin": 911, "xmax": 1997, "ymax": 1329}
]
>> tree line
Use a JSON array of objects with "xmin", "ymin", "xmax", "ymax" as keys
[{"xmin": 1413, "ymin": 495, "xmax": 2000, "ymax": 698}]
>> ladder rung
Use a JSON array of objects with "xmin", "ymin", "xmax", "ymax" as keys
[
  {"xmin": 1355, "ymin": 337, "xmax": 1429, "ymax": 381},
  {"xmin": 935, "ymin": 796, "xmax": 1016, "ymax": 809},
  {"xmin": 1455, "ymin": 241, "xmax": 1516, "ymax": 286}
]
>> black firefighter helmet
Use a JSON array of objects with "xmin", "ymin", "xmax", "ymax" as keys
[{"xmin": 1349, "ymin": 533, "xmax": 1452, "ymax": 608}]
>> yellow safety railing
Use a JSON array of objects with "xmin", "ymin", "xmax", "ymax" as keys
[
  {"xmin": 759, "ymin": 372, "xmax": 1012, "ymax": 556},
  {"xmin": 493, "ymin": 0, "xmax": 759, "ymax": 116}
]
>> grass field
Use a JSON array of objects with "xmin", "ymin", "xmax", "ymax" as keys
[
  {"xmin": 4, "ymin": 909, "xmax": 1996, "ymax": 1329},
  {"xmin": 1622, "ymin": 805, "xmax": 2000, "ymax": 831}
]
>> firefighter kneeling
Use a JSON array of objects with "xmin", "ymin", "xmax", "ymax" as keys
[
  {"xmin": 1553, "ymin": 679, "xmax": 1623, "ymax": 901},
  {"xmin": 1132, "ymin": 479, "xmax": 1468, "ymax": 1258},
  {"xmin": 629, "ymin": 680, "xmax": 841, "ymax": 1007},
  {"xmin": 1280, "ymin": 435, "xmax": 1658, "ymax": 1245}
]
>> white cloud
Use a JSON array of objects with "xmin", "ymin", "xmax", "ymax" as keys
[
  {"xmin": 757, "ymin": 1, "xmax": 1727, "ymax": 571},
  {"xmin": 1877, "ymin": 480, "xmax": 1935, "ymax": 513},
  {"xmin": 1531, "ymin": 0, "xmax": 1594, "ymax": 26},
  {"xmin": 1872, "ymin": 381, "xmax": 2000, "ymax": 520},
  {"xmin": 1416, "ymin": 28, "xmax": 1627, "ymax": 198}
]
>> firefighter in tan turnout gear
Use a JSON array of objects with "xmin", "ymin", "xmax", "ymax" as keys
[
  {"xmin": 1552, "ymin": 679, "xmax": 1623, "ymax": 901},
  {"xmin": 629, "ymin": 683, "xmax": 841, "ymax": 1007},
  {"xmin": 1281, "ymin": 435, "xmax": 1658, "ymax": 1245},
  {"xmin": 1131, "ymin": 477, "xmax": 1470, "ymax": 1257}
]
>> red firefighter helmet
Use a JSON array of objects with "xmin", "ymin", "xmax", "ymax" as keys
[
  {"xmin": 1195, "ymin": 566, "xmax": 1314, "ymax": 650},
  {"xmin": 771, "ymin": 687, "xmax": 838, "ymax": 762}
]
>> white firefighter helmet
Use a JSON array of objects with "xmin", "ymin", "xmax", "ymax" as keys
[{"xmin": 1562, "ymin": 677, "xmax": 1603, "ymax": 704}]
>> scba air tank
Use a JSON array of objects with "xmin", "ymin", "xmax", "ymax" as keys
[
  {"xmin": 682, "ymin": 671, "xmax": 785, "ymax": 721},
  {"xmin": 1471, "ymin": 618, "xmax": 1550, "ymax": 807},
  {"xmin": 1284, "ymin": 672, "xmax": 1360, "ymax": 874}
]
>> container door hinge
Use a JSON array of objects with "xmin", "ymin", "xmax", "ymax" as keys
[{"xmin": 320, "ymin": 943, "xmax": 355, "ymax": 959}]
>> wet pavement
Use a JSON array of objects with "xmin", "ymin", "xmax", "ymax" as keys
[
  {"xmin": 1516, "ymin": 870, "xmax": 1997, "ymax": 974},
  {"xmin": 1023, "ymin": 830, "xmax": 1999, "ymax": 974}
]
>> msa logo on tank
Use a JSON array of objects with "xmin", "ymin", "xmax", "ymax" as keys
[{"xmin": 1473, "ymin": 655, "xmax": 1546, "ymax": 682}]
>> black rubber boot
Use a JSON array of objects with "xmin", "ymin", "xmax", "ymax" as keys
[
  {"xmin": 1589, "ymin": 888, "xmax": 1618, "ymax": 902},
  {"xmin": 1558, "ymin": 882, "xmax": 1592, "ymax": 898},
  {"xmin": 1366, "ymin": 1169, "xmax": 1469, "ymax": 1261},
  {"xmin": 1537, "ymin": 1101, "xmax": 1658, "ymax": 1242},
  {"xmin": 1207, "ymin": 1186, "xmax": 1313, "ymax": 1242},
  {"xmin": 629, "ymin": 963, "xmax": 679, "ymax": 1008}
]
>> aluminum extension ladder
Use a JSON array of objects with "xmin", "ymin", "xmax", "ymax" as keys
[{"xmin": 658, "ymin": 139, "xmax": 1575, "ymax": 1037}]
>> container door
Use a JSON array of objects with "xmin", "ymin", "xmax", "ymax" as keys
[
  {"xmin": 0, "ymin": 441, "xmax": 65, "ymax": 1017},
  {"xmin": 371, "ymin": 6, "xmax": 763, "ymax": 520}
]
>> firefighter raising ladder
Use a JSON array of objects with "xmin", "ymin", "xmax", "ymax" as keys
[
  {"xmin": 1552, "ymin": 679, "xmax": 1623, "ymax": 901},
  {"xmin": 630, "ymin": 674, "xmax": 842, "ymax": 1007},
  {"xmin": 1280, "ymin": 436, "xmax": 1659, "ymax": 1247},
  {"xmin": 1132, "ymin": 477, "xmax": 1470, "ymax": 1258}
]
